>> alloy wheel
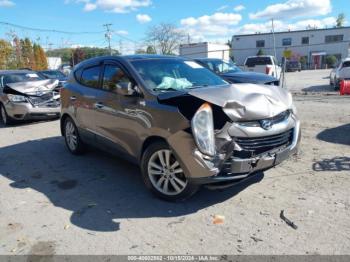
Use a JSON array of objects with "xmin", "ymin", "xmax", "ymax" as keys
[
  {"xmin": 65, "ymin": 120, "xmax": 78, "ymax": 151},
  {"xmin": 147, "ymin": 149, "xmax": 188, "ymax": 196}
]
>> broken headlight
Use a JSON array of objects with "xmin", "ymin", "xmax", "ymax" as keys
[
  {"xmin": 191, "ymin": 103, "xmax": 216, "ymax": 157},
  {"xmin": 7, "ymin": 94, "xmax": 27, "ymax": 103}
]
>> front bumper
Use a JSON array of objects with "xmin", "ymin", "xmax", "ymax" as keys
[
  {"xmin": 5, "ymin": 102, "xmax": 60, "ymax": 121},
  {"xmin": 168, "ymin": 113, "xmax": 301, "ymax": 185}
]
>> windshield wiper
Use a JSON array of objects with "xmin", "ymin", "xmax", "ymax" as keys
[
  {"xmin": 190, "ymin": 84, "xmax": 209, "ymax": 88},
  {"xmin": 153, "ymin": 87, "xmax": 182, "ymax": 92}
]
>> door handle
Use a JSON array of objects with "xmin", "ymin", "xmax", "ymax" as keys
[
  {"xmin": 70, "ymin": 96, "xmax": 77, "ymax": 101},
  {"xmin": 94, "ymin": 102, "xmax": 104, "ymax": 109}
]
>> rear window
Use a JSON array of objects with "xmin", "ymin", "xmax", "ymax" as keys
[
  {"xmin": 342, "ymin": 61, "xmax": 350, "ymax": 68},
  {"xmin": 80, "ymin": 66, "xmax": 101, "ymax": 88},
  {"xmin": 245, "ymin": 57, "xmax": 272, "ymax": 67}
]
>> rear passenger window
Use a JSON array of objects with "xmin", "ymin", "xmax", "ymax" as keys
[
  {"xmin": 102, "ymin": 64, "xmax": 131, "ymax": 93},
  {"xmin": 343, "ymin": 61, "xmax": 350, "ymax": 68},
  {"xmin": 81, "ymin": 66, "xmax": 101, "ymax": 88}
]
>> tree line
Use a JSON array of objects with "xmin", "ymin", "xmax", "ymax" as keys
[
  {"xmin": 46, "ymin": 47, "xmax": 121, "ymax": 66},
  {"xmin": 0, "ymin": 38, "xmax": 48, "ymax": 70}
]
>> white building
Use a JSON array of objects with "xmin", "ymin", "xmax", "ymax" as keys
[
  {"xmin": 179, "ymin": 42, "xmax": 231, "ymax": 61},
  {"xmin": 232, "ymin": 27, "xmax": 350, "ymax": 68}
]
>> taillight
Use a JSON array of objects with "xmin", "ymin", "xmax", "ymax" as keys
[{"xmin": 266, "ymin": 66, "xmax": 272, "ymax": 75}]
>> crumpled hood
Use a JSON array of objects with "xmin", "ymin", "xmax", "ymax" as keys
[
  {"xmin": 188, "ymin": 84, "xmax": 293, "ymax": 121},
  {"xmin": 5, "ymin": 79, "xmax": 59, "ymax": 96}
]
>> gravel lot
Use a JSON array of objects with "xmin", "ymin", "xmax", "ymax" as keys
[
  {"xmin": 0, "ymin": 72, "xmax": 349, "ymax": 255},
  {"xmin": 285, "ymin": 69, "xmax": 333, "ymax": 93}
]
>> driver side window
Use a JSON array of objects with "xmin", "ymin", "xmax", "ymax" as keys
[{"xmin": 102, "ymin": 64, "xmax": 131, "ymax": 93}]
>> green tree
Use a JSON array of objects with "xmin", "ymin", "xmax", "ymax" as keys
[
  {"xmin": 257, "ymin": 49, "xmax": 265, "ymax": 56},
  {"xmin": 146, "ymin": 45, "xmax": 156, "ymax": 54},
  {"xmin": 0, "ymin": 39, "xmax": 13, "ymax": 69},
  {"xmin": 336, "ymin": 13, "xmax": 345, "ymax": 27},
  {"xmin": 47, "ymin": 47, "xmax": 120, "ymax": 63},
  {"xmin": 325, "ymin": 55, "xmax": 337, "ymax": 68},
  {"xmin": 46, "ymin": 48, "xmax": 72, "ymax": 63},
  {"xmin": 299, "ymin": 56, "xmax": 307, "ymax": 66}
]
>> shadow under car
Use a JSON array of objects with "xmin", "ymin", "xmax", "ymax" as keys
[{"xmin": 0, "ymin": 136, "xmax": 264, "ymax": 232}]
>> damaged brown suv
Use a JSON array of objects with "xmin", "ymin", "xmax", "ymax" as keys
[{"xmin": 61, "ymin": 55, "xmax": 301, "ymax": 201}]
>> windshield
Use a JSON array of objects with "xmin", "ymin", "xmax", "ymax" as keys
[
  {"xmin": 41, "ymin": 70, "xmax": 66, "ymax": 79},
  {"xmin": 130, "ymin": 59, "xmax": 227, "ymax": 91},
  {"xmin": 203, "ymin": 60, "xmax": 241, "ymax": 74},
  {"xmin": 3, "ymin": 73, "xmax": 44, "ymax": 85}
]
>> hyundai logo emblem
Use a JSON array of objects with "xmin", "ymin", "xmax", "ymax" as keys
[{"xmin": 260, "ymin": 120, "xmax": 273, "ymax": 130}]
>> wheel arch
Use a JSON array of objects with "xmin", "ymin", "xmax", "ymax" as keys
[
  {"xmin": 140, "ymin": 136, "xmax": 168, "ymax": 161},
  {"xmin": 60, "ymin": 113, "xmax": 72, "ymax": 136}
]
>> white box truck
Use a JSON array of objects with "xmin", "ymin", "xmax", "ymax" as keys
[{"xmin": 179, "ymin": 42, "xmax": 231, "ymax": 61}]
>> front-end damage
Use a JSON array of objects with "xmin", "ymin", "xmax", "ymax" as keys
[
  {"xmin": 3, "ymin": 79, "xmax": 61, "ymax": 120},
  {"xmin": 162, "ymin": 83, "xmax": 301, "ymax": 186}
]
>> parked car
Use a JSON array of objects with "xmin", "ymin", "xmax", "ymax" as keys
[
  {"xmin": 39, "ymin": 70, "xmax": 68, "ymax": 90},
  {"xmin": 331, "ymin": 58, "xmax": 350, "ymax": 90},
  {"xmin": 195, "ymin": 58, "xmax": 279, "ymax": 86},
  {"xmin": 286, "ymin": 60, "xmax": 301, "ymax": 72},
  {"xmin": 61, "ymin": 55, "xmax": 301, "ymax": 201},
  {"xmin": 0, "ymin": 70, "xmax": 60, "ymax": 125},
  {"xmin": 59, "ymin": 64, "xmax": 72, "ymax": 76},
  {"xmin": 244, "ymin": 55, "xmax": 282, "ymax": 79}
]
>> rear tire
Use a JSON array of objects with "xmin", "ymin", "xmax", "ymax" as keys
[
  {"xmin": 63, "ymin": 117, "xmax": 85, "ymax": 155},
  {"xmin": 141, "ymin": 141, "xmax": 199, "ymax": 201},
  {"xmin": 334, "ymin": 79, "xmax": 340, "ymax": 91},
  {"xmin": 0, "ymin": 104, "xmax": 13, "ymax": 126}
]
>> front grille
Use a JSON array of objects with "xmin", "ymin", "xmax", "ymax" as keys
[
  {"xmin": 234, "ymin": 129, "xmax": 294, "ymax": 156},
  {"xmin": 238, "ymin": 110, "xmax": 291, "ymax": 127},
  {"xmin": 28, "ymin": 92, "xmax": 60, "ymax": 108}
]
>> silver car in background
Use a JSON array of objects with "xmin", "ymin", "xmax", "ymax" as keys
[{"xmin": 0, "ymin": 70, "xmax": 61, "ymax": 125}]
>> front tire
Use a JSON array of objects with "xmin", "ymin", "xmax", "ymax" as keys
[
  {"xmin": 0, "ymin": 104, "xmax": 13, "ymax": 126},
  {"xmin": 63, "ymin": 117, "xmax": 85, "ymax": 155},
  {"xmin": 141, "ymin": 142, "xmax": 198, "ymax": 201}
]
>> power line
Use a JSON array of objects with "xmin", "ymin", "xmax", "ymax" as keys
[
  {"xmin": 0, "ymin": 21, "xmax": 104, "ymax": 35},
  {"xmin": 112, "ymin": 31, "xmax": 139, "ymax": 44}
]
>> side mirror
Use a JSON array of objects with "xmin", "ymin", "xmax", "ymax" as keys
[{"xmin": 116, "ymin": 82, "xmax": 140, "ymax": 97}]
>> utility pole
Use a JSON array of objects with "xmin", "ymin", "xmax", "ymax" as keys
[
  {"xmin": 271, "ymin": 18, "xmax": 277, "ymax": 59},
  {"xmin": 119, "ymin": 40, "xmax": 123, "ymax": 55},
  {"xmin": 103, "ymin": 23, "xmax": 113, "ymax": 55},
  {"xmin": 271, "ymin": 18, "xmax": 284, "ymax": 87}
]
